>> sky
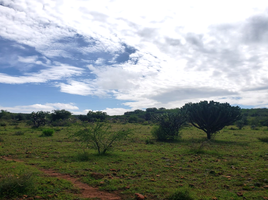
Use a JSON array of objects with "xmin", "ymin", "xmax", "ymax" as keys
[{"xmin": 1, "ymin": 0, "xmax": 268, "ymax": 115}]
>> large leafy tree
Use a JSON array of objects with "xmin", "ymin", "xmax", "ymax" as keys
[
  {"xmin": 51, "ymin": 109, "xmax": 72, "ymax": 121},
  {"xmin": 182, "ymin": 101, "xmax": 241, "ymax": 139},
  {"xmin": 30, "ymin": 111, "xmax": 49, "ymax": 128},
  {"xmin": 87, "ymin": 111, "xmax": 107, "ymax": 122}
]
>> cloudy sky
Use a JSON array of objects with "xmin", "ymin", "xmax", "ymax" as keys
[{"xmin": 1, "ymin": 0, "xmax": 268, "ymax": 115}]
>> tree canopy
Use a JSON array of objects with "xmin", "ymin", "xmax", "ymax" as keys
[{"xmin": 182, "ymin": 101, "xmax": 241, "ymax": 139}]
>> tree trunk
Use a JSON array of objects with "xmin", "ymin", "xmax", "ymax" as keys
[{"xmin": 207, "ymin": 132, "xmax": 211, "ymax": 140}]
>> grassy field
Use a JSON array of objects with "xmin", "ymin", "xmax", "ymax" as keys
[{"xmin": 0, "ymin": 121, "xmax": 267, "ymax": 199}]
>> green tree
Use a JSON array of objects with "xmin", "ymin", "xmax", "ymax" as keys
[
  {"xmin": 51, "ymin": 109, "xmax": 71, "ymax": 121},
  {"xmin": 152, "ymin": 111, "xmax": 186, "ymax": 141},
  {"xmin": 30, "ymin": 111, "xmax": 49, "ymax": 128},
  {"xmin": 87, "ymin": 111, "xmax": 107, "ymax": 122},
  {"xmin": 0, "ymin": 110, "xmax": 12, "ymax": 120},
  {"xmin": 182, "ymin": 101, "xmax": 241, "ymax": 139},
  {"xmin": 128, "ymin": 116, "xmax": 138, "ymax": 123}
]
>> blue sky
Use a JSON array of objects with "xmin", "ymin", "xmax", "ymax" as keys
[{"xmin": 1, "ymin": 0, "xmax": 268, "ymax": 115}]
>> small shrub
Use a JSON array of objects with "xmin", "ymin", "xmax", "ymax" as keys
[
  {"xmin": 167, "ymin": 188, "xmax": 195, "ymax": 200},
  {"xmin": 0, "ymin": 172, "xmax": 34, "ymax": 198},
  {"xmin": 40, "ymin": 128, "xmax": 54, "ymax": 137},
  {"xmin": 14, "ymin": 131, "xmax": 24, "ymax": 136},
  {"xmin": 145, "ymin": 138, "xmax": 155, "ymax": 144},
  {"xmin": 258, "ymin": 137, "xmax": 268, "ymax": 143},
  {"xmin": 0, "ymin": 123, "xmax": 6, "ymax": 127},
  {"xmin": 76, "ymin": 152, "xmax": 91, "ymax": 161}
]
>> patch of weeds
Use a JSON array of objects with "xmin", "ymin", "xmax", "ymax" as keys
[
  {"xmin": 166, "ymin": 188, "xmax": 195, "ymax": 200},
  {"xmin": 40, "ymin": 128, "xmax": 54, "ymax": 137},
  {"xmin": 0, "ymin": 137, "xmax": 3, "ymax": 142},
  {"xmin": 76, "ymin": 151, "xmax": 91, "ymax": 161},
  {"xmin": 257, "ymin": 137, "xmax": 268, "ymax": 143},
  {"xmin": 0, "ymin": 172, "xmax": 34, "ymax": 199},
  {"xmin": 14, "ymin": 131, "xmax": 24, "ymax": 136},
  {"xmin": 14, "ymin": 126, "xmax": 21, "ymax": 129}
]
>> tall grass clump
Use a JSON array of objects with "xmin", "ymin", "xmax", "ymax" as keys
[{"xmin": 0, "ymin": 172, "xmax": 34, "ymax": 198}]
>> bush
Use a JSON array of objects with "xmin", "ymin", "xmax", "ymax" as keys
[
  {"xmin": 51, "ymin": 119, "xmax": 71, "ymax": 127},
  {"xmin": 258, "ymin": 137, "xmax": 268, "ymax": 143},
  {"xmin": 70, "ymin": 122, "xmax": 132, "ymax": 154},
  {"xmin": 167, "ymin": 188, "xmax": 195, "ymax": 200},
  {"xmin": 76, "ymin": 151, "xmax": 91, "ymax": 161},
  {"xmin": 0, "ymin": 172, "xmax": 34, "ymax": 198},
  {"xmin": 14, "ymin": 131, "xmax": 24, "ymax": 136},
  {"xmin": 40, "ymin": 128, "xmax": 54, "ymax": 137},
  {"xmin": 0, "ymin": 123, "xmax": 6, "ymax": 126},
  {"xmin": 152, "ymin": 112, "xmax": 186, "ymax": 141}
]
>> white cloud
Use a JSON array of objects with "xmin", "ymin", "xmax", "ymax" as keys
[
  {"xmin": 0, "ymin": 64, "xmax": 83, "ymax": 84},
  {"xmin": 101, "ymin": 107, "xmax": 132, "ymax": 116},
  {"xmin": 0, "ymin": 103, "xmax": 79, "ymax": 113},
  {"xmin": 18, "ymin": 56, "xmax": 38, "ymax": 64}
]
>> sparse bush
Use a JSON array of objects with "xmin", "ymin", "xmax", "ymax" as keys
[
  {"xmin": 235, "ymin": 120, "xmax": 245, "ymax": 130},
  {"xmin": 258, "ymin": 137, "xmax": 268, "ymax": 143},
  {"xmin": 70, "ymin": 121, "xmax": 132, "ymax": 154},
  {"xmin": 152, "ymin": 111, "xmax": 186, "ymax": 141},
  {"xmin": 14, "ymin": 131, "xmax": 24, "ymax": 136},
  {"xmin": 0, "ymin": 172, "xmax": 34, "ymax": 198},
  {"xmin": 0, "ymin": 123, "xmax": 6, "ymax": 127},
  {"xmin": 51, "ymin": 119, "xmax": 71, "ymax": 127},
  {"xmin": 145, "ymin": 138, "xmax": 155, "ymax": 144},
  {"xmin": 40, "ymin": 128, "xmax": 54, "ymax": 137},
  {"xmin": 251, "ymin": 125, "xmax": 258, "ymax": 130},
  {"xmin": 166, "ymin": 188, "xmax": 195, "ymax": 200},
  {"xmin": 76, "ymin": 151, "xmax": 91, "ymax": 161}
]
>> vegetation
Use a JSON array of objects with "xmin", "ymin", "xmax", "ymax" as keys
[
  {"xmin": 0, "ymin": 103, "xmax": 268, "ymax": 199},
  {"xmin": 87, "ymin": 111, "xmax": 108, "ymax": 122},
  {"xmin": 30, "ymin": 111, "xmax": 49, "ymax": 128},
  {"xmin": 152, "ymin": 111, "xmax": 186, "ymax": 141},
  {"xmin": 51, "ymin": 109, "xmax": 71, "ymax": 121},
  {"xmin": 182, "ymin": 101, "xmax": 241, "ymax": 139},
  {"xmin": 0, "ymin": 172, "xmax": 34, "ymax": 198},
  {"xmin": 70, "ymin": 121, "xmax": 132, "ymax": 154},
  {"xmin": 40, "ymin": 128, "xmax": 54, "ymax": 137}
]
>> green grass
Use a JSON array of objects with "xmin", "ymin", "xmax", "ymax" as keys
[{"xmin": 0, "ymin": 121, "xmax": 268, "ymax": 199}]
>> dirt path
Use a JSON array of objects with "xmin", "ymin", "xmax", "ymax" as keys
[{"xmin": 1, "ymin": 156, "xmax": 121, "ymax": 200}]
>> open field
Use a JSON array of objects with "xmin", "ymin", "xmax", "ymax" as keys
[{"xmin": 0, "ymin": 122, "xmax": 268, "ymax": 199}]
